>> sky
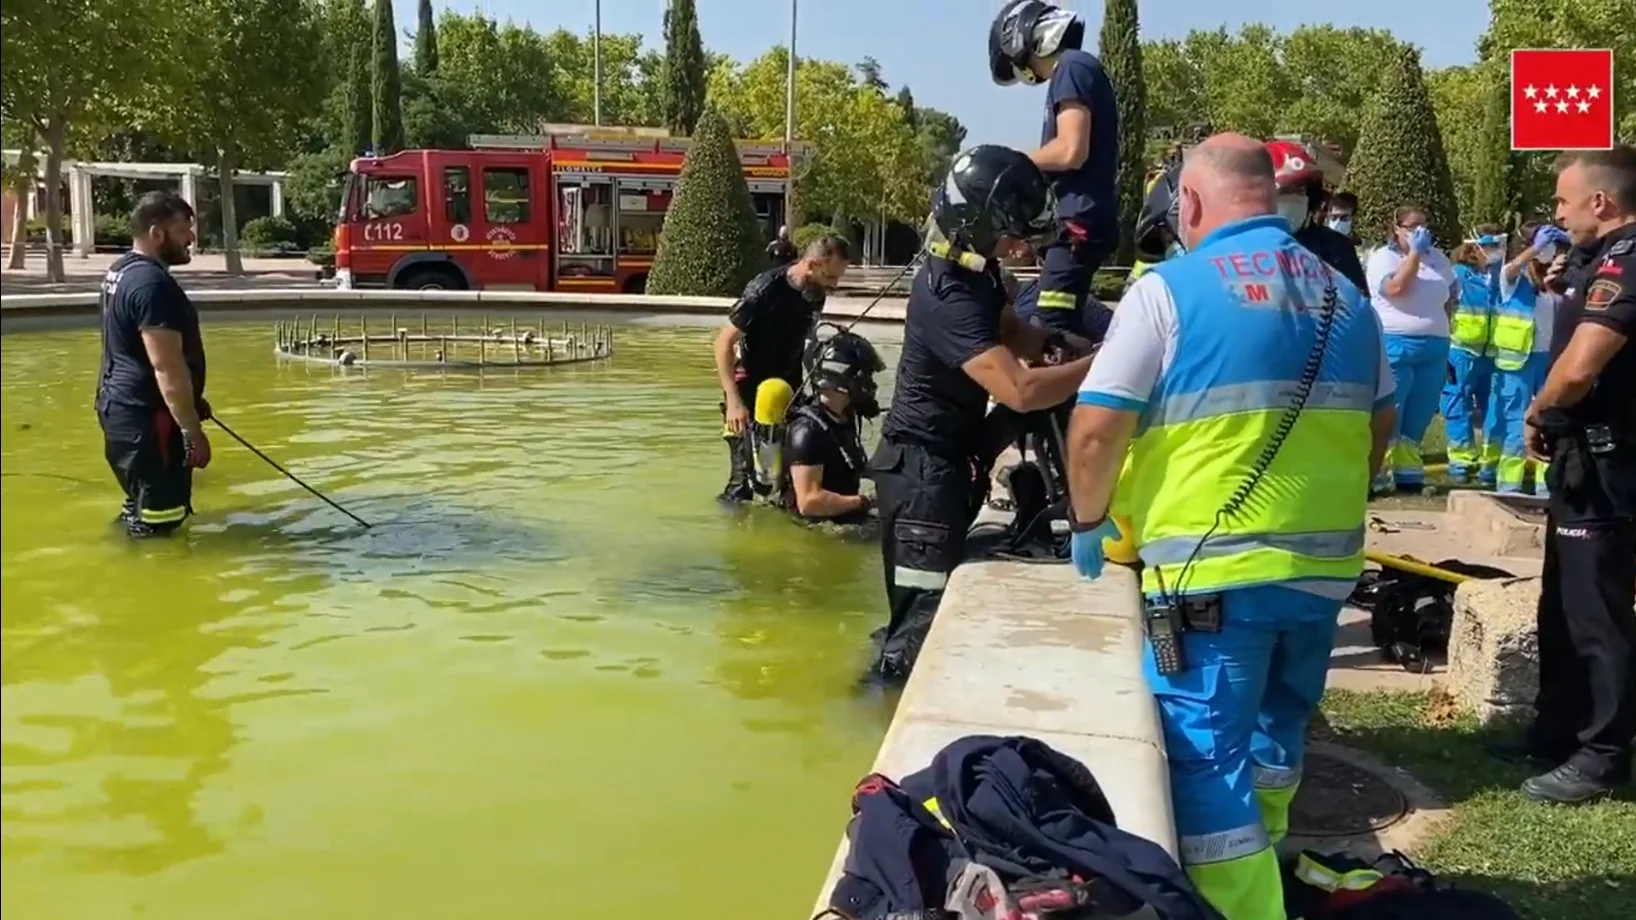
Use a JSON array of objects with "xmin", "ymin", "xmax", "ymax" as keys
[{"xmin": 402, "ymin": 0, "xmax": 1494, "ymax": 147}]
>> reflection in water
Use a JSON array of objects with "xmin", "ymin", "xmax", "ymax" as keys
[{"xmin": 1, "ymin": 321, "xmax": 897, "ymax": 920}]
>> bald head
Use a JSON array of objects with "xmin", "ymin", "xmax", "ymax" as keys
[{"xmin": 1176, "ymin": 133, "xmax": 1278, "ymax": 249}]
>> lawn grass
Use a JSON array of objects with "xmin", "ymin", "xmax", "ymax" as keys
[{"xmin": 1320, "ymin": 690, "xmax": 1636, "ymax": 920}]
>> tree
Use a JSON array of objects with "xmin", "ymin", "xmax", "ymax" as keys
[
  {"xmin": 152, "ymin": 0, "xmax": 327, "ymax": 273},
  {"xmin": 0, "ymin": 0, "xmax": 176, "ymax": 281},
  {"xmin": 1425, "ymin": 64, "xmax": 1487, "ymax": 226},
  {"xmin": 894, "ymin": 86, "xmax": 918, "ymax": 129},
  {"xmin": 341, "ymin": 0, "xmax": 373, "ymax": 156},
  {"xmin": 661, "ymin": 0, "xmax": 707, "ymax": 135},
  {"xmin": 2, "ymin": 119, "xmax": 37, "ymax": 270},
  {"xmin": 414, "ymin": 0, "xmax": 438, "ymax": 74},
  {"xmin": 1098, "ymin": 0, "xmax": 1146, "ymax": 265},
  {"xmin": 646, "ymin": 107, "xmax": 766, "ymax": 296},
  {"xmin": 1344, "ymin": 45, "xmax": 1462, "ymax": 247},
  {"xmin": 1470, "ymin": 67, "xmax": 1516, "ymax": 229},
  {"xmin": 372, "ymin": 0, "xmax": 405, "ymax": 153},
  {"xmin": 855, "ymin": 57, "xmax": 886, "ymax": 94}
]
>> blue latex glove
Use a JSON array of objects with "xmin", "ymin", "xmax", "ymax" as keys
[
  {"xmin": 1069, "ymin": 518, "xmax": 1122, "ymax": 581},
  {"xmin": 1409, "ymin": 226, "xmax": 1434, "ymax": 254},
  {"xmin": 1531, "ymin": 224, "xmax": 1568, "ymax": 251}
]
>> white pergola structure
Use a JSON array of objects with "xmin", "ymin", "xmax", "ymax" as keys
[{"xmin": 2, "ymin": 150, "xmax": 288, "ymax": 256}]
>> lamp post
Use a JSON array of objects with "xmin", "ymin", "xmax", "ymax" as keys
[
  {"xmin": 593, "ymin": 0, "xmax": 603, "ymax": 126},
  {"xmin": 783, "ymin": 0, "xmax": 798, "ymax": 227}
]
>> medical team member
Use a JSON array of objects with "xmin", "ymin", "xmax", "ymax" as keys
[
  {"xmin": 1490, "ymin": 222, "xmax": 1569, "ymax": 494},
  {"xmin": 1441, "ymin": 234, "xmax": 1503, "ymax": 485},
  {"xmin": 988, "ymin": 0, "xmax": 1120, "ymax": 330},
  {"xmin": 1063, "ymin": 134, "xmax": 1395, "ymax": 920},
  {"xmin": 1364, "ymin": 205, "xmax": 1460, "ymax": 494}
]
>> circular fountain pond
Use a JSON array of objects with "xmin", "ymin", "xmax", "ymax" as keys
[{"xmin": 1, "ymin": 315, "xmax": 900, "ymax": 919}]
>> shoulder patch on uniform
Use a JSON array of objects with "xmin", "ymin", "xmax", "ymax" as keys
[
  {"xmin": 1607, "ymin": 239, "xmax": 1633, "ymax": 257},
  {"xmin": 1598, "ymin": 261, "xmax": 1624, "ymax": 277},
  {"xmin": 1585, "ymin": 278, "xmax": 1622, "ymax": 310}
]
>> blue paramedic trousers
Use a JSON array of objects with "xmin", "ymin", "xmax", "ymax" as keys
[
  {"xmin": 1489, "ymin": 353, "xmax": 1551, "ymax": 496},
  {"xmin": 1378, "ymin": 334, "xmax": 1450, "ymax": 491},
  {"xmin": 1144, "ymin": 582, "xmax": 1345, "ymax": 919},
  {"xmin": 1440, "ymin": 346, "xmax": 1494, "ymax": 484}
]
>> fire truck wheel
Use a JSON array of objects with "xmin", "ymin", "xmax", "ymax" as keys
[{"xmin": 395, "ymin": 266, "xmax": 466, "ymax": 291}]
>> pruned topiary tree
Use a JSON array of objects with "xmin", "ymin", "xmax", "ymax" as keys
[
  {"xmin": 1343, "ymin": 44, "xmax": 1462, "ymax": 247},
  {"xmin": 1470, "ymin": 67, "xmax": 1517, "ymax": 231},
  {"xmin": 647, "ymin": 106, "xmax": 768, "ymax": 296}
]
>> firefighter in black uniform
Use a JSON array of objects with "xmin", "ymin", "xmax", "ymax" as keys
[
  {"xmin": 989, "ymin": 0, "xmax": 1120, "ymax": 333},
  {"xmin": 1503, "ymin": 146, "xmax": 1636, "ymax": 804},
  {"xmin": 869, "ymin": 145, "xmax": 1095, "ymax": 681},
  {"xmin": 96, "ymin": 191, "xmax": 213, "ymax": 537},
  {"xmin": 779, "ymin": 330, "xmax": 884, "ymax": 524},
  {"xmin": 712, "ymin": 235, "xmax": 852, "ymax": 502}
]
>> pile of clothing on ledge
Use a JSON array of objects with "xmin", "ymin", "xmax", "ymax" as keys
[{"xmin": 818, "ymin": 735, "xmax": 1520, "ymax": 920}]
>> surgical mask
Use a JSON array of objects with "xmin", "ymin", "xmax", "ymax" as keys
[
  {"xmin": 1533, "ymin": 247, "xmax": 1558, "ymax": 266},
  {"xmin": 1164, "ymin": 240, "xmax": 1186, "ymax": 260},
  {"xmin": 1276, "ymin": 196, "xmax": 1309, "ymax": 231},
  {"xmin": 1327, "ymin": 216, "xmax": 1353, "ymax": 236},
  {"xmin": 1481, "ymin": 245, "xmax": 1505, "ymax": 264}
]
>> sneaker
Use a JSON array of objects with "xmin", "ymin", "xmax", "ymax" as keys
[{"xmin": 1521, "ymin": 763, "xmax": 1617, "ymax": 804}]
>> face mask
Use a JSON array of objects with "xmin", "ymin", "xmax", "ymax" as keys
[
  {"xmin": 1164, "ymin": 241, "xmax": 1186, "ymax": 260},
  {"xmin": 1481, "ymin": 245, "xmax": 1505, "ymax": 264},
  {"xmin": 1533, "ymin": 248, "xmax": 1558, "ymax": 267},
  {"xmin": 1276, "ymin": 196, "xmax": 1309, "ymax": 231},
  {"xmin": 1327, "ymin": 217, "xmax": 1353, "ymax": 236}
]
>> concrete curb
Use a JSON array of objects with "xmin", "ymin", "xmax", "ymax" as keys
[
  {"xmin": 0, "ymin": 287, "xmax": 907, "ymax": 323},
  {"xmin": 809, "ymin": 511, "xmax": 1172, "ymax": 915}
]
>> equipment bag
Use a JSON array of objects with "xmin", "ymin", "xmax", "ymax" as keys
[
  {"xmin": 1347, "ymin": 560, "xmax": 1514, "ymax": 671},
  {"xmin": 1283, "ymin": 850, "xmax": 1520, "ymax": 920}
]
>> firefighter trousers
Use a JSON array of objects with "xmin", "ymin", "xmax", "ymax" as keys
[{"xmin": 869, "ymin": 438, "xmax": 982, "ymax": 682}]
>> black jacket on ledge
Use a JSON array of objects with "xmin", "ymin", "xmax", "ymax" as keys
[{"xmin": 826, "ymin": 735, "xmax": 1224, "ymax": 920}]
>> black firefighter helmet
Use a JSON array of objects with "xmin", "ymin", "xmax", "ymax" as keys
[
  {"xmin": 806, "ymin": 328, "xmax": 885, "ymax": 419},
  {"xmin": 1135, "ymin": 159, "xmax": 1183, "ymax": 263},
  {"xmin": 989, "ymin": 1, "xmax": 1085, "ymax": 86},
  {"xmin": 930, "ymin": 145, "xmax": 1057, "ymax": 261}
]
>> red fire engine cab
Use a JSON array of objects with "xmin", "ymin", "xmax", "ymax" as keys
[{"xmin": 332, "ymin": 124, "xmax": 803, "ymax": 294}]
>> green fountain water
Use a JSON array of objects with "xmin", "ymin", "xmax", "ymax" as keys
[{"xmin": 1, "ymin": 318, "xmax": 896, "ymax": 920}]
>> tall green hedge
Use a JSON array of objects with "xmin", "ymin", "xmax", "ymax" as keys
[
  {"xmin": 1343, "ymin": 45, "xmax": 1462, "ymax": 247},
  {"xmin": 647, "ymin": 107, "xmax": 768, "ymax": 296}
]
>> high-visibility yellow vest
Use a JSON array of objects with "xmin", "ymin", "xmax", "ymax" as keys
[
  {"xmin": 1449, "ymin": 263, "xmax": 1497, "ymax": 354},
  {"xmin": 1491, "ymin": 275, "xmax": 1539, "ymax": 372},
  {"xmin": 1123, "ymin": 217, "xmax": 1379, "ymax": 596}
]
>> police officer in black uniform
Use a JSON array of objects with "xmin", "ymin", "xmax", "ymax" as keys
[
  {"xmin": 869, "ymin": 146, "xmax": 1096, "ymax": 681},
  {"xmin": 712, "ymin": 235, "xmax": 851, "ymax": 502},
  {"xmin": 780, "ymin": 330, "xmax": 884, "ymax": 524},
  {"xmin": 990, "ymin": 0, "xmax": 1120, "ymax": 333},
  {"xmin": 1505, "ymin": 146, "xmax": 1636, "ymax": 804},
  {"xmin": 96, "ymin": 191, "xmax": 213, "ymax": 538}
]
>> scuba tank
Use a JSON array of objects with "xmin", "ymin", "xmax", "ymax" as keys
[{"xmin": 749, "ymin": 378, "xmax": 796, "ymax": 496}]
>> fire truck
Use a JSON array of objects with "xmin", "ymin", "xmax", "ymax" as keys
[{"xmin": 332, "ymin": 124, "xmax": 805, "ymax": 294}]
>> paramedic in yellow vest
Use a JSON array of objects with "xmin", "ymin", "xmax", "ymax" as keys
[
  {"xmin": 1440, "ymin": 233, "xmax": 1503, "ymax": 486},
  {"xmin": 1489, "ymin": 221, "xmax": 1569, "ymax": 495},
  {"xmin": 1062, "ymin": 134, "xmax": 1397, "ymax": 920}
]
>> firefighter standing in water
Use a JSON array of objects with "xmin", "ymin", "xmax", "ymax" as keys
[
  {"xmin": 96, "ymin": 191, "xmax": 214, "ymax": 537},
  {"xmin": 1065, "ymin": 135, "xmax": 1396, "ymax": 919},
  {"xmin": 989, "ymin": 0, "xmax": 1120, "ymax": 331},
  {"xmin": 712, "ymin": 236, "xmax": 851, "ymax": 503}
]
